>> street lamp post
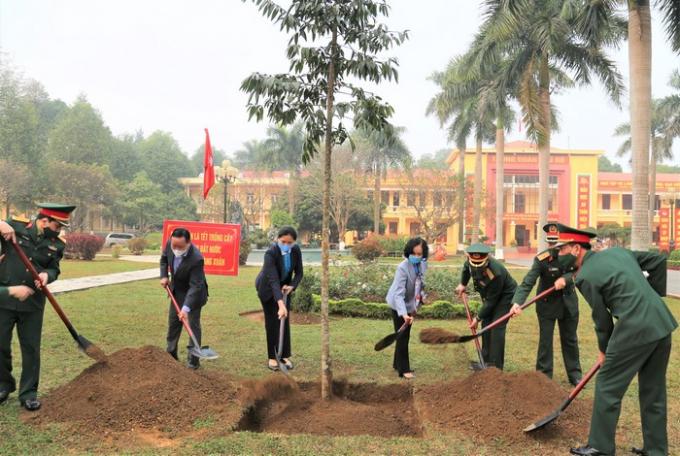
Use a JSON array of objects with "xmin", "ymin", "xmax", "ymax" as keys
[{"xmin": 217, "ymin": 159, "xmax": 238, "ymax": 224}]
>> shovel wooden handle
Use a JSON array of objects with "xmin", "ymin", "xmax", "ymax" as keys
[
  {"xmin": 461, "ymin": 292, "xmax": 485, "ymax": 367},
  {"xmin": 11, "ymin": 239, "xmax": 81, "ymax": 343},
  {"xmin": 563, "ymin": 360, "xmax": 602, "ymax": 409},
  {"xmin": 165, "ymin": 284, "xmax": 201, "ymax": 349},
  {"xmin": 477, "ymin": 286, "xmax": 557, "ymax": 336}
]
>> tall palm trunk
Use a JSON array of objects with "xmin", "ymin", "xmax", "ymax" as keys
[
  {"xmin": 472, "ymin": 135, "xmax": 483, "ymax": 243},
  {"xmin": 629, "ymin": 1, "xmax": 652, "ymax": 251},
  {"xmin": 649, "ymin": 145, "xmax": 656, "ymax": 238},
  {"xmin": 537, "ymin": 55, "xmax": 551, "ymax": 252},
  {"xmin": 495, "ymin": 113, "xmax": 505, "ymax": 260},
  {"xmin": 457, "ymin": 146, "xmax": 465, "ymax": 250},
  {"xmin": 373, "ymin": 161, "xmax": 381, "ymax": 234},
  {"xmin": 288, "ymin": 168, "xmax": 298, "ymax": 215},
  {"xmin": 320, "ymin": 29, "xmax": 337, "ymax": 401}
]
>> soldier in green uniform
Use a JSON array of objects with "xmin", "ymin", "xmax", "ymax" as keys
[
  {"xmin": 550, "ymin": 226, "xmax": 677, "ymax": 456},
  {"xmin": 510, "ymin": 222, "xmax": 582, "ymax": 385},
  {"xmin": 0, "ymin": 203, "xmax": 74, "ymax": 411},
  {"xmin": 456, "ymin": 243, "xmax": 517, "ymax": 370}
]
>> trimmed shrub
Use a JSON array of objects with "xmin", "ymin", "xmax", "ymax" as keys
[
  {"xmin": 669, "ymin": 249, "xmax": 680, "ymax": 262},
  {"xmin": 239, "ymin": 235, "xmax": 251, "ymax": 266},
  {"xmin": 291, "ymin": 274, "xmax": 316, "ymax": 313},
  {"xmin": 111, "ymin": 245, "xmax": 122, "ymax": 259},
  {"xmin": 352, "ymin": 237, "xmax": 384, "ymax": 262},
  {"xmin": 126, "ymin": 238, "xmax": 148, "ymax": 255},
  {"xmin": 374, "ymin": 235, "xmax": 410, "ymax": 256},
  {"xmin": 64, "ymin": 233, "xmax": 105, "ymax": 260}
]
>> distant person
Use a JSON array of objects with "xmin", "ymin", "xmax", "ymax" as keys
[
  {"xmin": 0, "ymin": 203, "xmax": 74, "ymax": 411},
  {"xmin": 386, "ymin": 237, "xmax": 428, "ymax": 379},
  {"xmin": 511, "ymin": 223, "xmax": 582, "ymax": 386},
  {"xmin": 255, "ymin": 226, "xmax": 303, "ymax": 371},
  {"xmin": 160, "ymin": 228, "xmax": 209, "ymax": 369},
  {"xmin": 456, "ymin": 243, "xmax": 517, "ymax": 370}
]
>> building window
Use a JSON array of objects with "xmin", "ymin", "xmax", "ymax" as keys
[
  {"xmin": 436, "ymin": 223, "xmax": 448, "ymax": 242},
  {"xmin": 381, "ymin": 191, "xmax": 390, "ymax": 205},
  {"xmin": 602, "ymin": 194, "xmax": 611, "ymax": 210},
  {"xmin": 655, "ymin": 195, "xmax": 661, "ymax": 210},
  {"xmin": 514, "ymin": 193, "xmax": 526, "ymax": 213},
  {"xmin": 407, "ymin": 191, "xmax": 416, "ymax": 206},
  {"xmin": 419, "ymin": 191, "xmax": 427, "ymax": 208},
  {"xmin": 433, "ymin": 191, "xmax": 443, "ymax": 207},
  {"xmin": 246, "ymin": 192, "xmax": 255, "ymax": 205},
  {"xmin": 409, "ymin": 222, "xmax": 420, "ymax": 236},
  {"xmin": 388, "ymin": 221, "xmax": 398, "ymax": 234},
  {"xmin": 392, "ymin": 191, "xmax": 400, "ymax": 207},
  {"xmin": 622, "ymin": 194, "xmax": 632, "ymax": 210}
]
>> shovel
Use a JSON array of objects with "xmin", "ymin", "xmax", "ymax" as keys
[
  {"xmin": 461, "ymin": 292, "xmax": 486, "ymax": 370},
  {"xmin": 165, "ymin": 284, "xmax": 218, "ymax": 360},
  {"xmin": 11, "ymin": 239, "xmax": 106, "ymax": 361},
  {"xmin": 455, "ymin": 286, "xmax": 557, "ymax": 344},
  {"xmin": 275, "ymin": 293, "xmax": 290, "ymax": 374},
  {"xmin": 374, "ymin": 322, "xmax": 409, "ymax": 351},
  {"xmin": 524, "ymin": 360, "xmax": 602, "ymax": 432}
]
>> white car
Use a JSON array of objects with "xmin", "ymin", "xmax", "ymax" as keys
[{"xmin": 104, "ymin": 232, "xmax": 135, "ymax": 248}]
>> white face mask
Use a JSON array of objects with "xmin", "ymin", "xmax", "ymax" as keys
[{"xmin": 172, "ymin": 248, "xmax": 188, "ymax": 257}]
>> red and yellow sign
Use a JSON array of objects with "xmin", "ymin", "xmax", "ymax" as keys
[
  {"xmin": 577, "ymin": 175, "xmax": 591, "ymax": 229},
  {"xmin": 675, "ymin": 208, "xmax": 680, "ymax": 247},
  {"xmin": 162, "ymin": 220, "xmax": 241, "ymax": 276},
  {"xmin": 659, "ymin": 208, "xmax": 670, "ymax": 251}
]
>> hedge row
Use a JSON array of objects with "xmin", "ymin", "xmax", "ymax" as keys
[{"xmin": 297, "ymin": 295, "xmax": 480, "ymax": 320}]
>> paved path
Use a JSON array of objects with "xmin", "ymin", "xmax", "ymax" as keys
[
  {"xmin": 48, "ymin": 268, "xmax": 158, "ymax": 294},
  {"xmin": 506, "ymin": 259, "xmax": 680, "ymax": 299}
]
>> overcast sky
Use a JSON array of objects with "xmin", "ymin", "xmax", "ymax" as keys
[{"xmin": 1, "ymin": 0, "xmax": 678, "ymax": 168}]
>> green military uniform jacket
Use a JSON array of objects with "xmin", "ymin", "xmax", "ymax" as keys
[
  {"xmin": 0, "ymin": 217, "xmax": 64, "ymax": 312},
  {"xmin": 461, "ymin": 257, "xmax": 517, "ymax": 321},
  {"xmin": 576, "ymin": 248, "xmax": 677, "ymax": 353},
  {"xmin": 511, "ymin": 248, "xmax": 578, "ymax": 319}
]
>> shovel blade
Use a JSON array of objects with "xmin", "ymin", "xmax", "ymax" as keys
[
  {"xmin": 523, "ymin": 410, "xmax": 561, "ymax": 433},
  {"xmin": 469, "ymin": 361, "xmax": 485, "ymax": 371},
  {"xmin": 374, "ymin": 333, "xmax": 398, "ymax": 351},
  {"xmin": 189, "ymin": 345, "xmax": 219, "ymax": 360},
  {"xmin": 274, "ymin": 346, "xmax": 290, "ymax": 375}
]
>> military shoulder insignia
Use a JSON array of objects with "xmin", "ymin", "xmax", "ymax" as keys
[
  {"xmin": 11, "ymin": 215, "xmax": 29, "ymax": 224},
  {"xmin": 536, "ymin": 250, "xmax": 551, "ymax": 261},
  {"xmin": 485, "ymin": 268, "xmax": 495, "ymax": 280}
]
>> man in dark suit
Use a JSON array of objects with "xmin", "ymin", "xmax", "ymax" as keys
[{"xmin": 160, "ymin": 228, "xmax": 208, "ymax": 369}]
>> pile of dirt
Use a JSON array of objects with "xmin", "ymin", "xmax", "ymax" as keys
[
  {"xmin": 419, "ymin": 327, "xmax": 460, "ymax": 344},
  {"xmin": 416, "ymin": 368, "xmax": 591, "ymax": 445},
  {"xmin": 28, "ymin": 346, "xmax": 242, "ymax": 433},
  {"xmin": 237, "ymin": 380, "xmax": 423, "ymax": 438},
  {"xmin": 239, "ymin": 310, "xmax": 322, "ymax": 325}
]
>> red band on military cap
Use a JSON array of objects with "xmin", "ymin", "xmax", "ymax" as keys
[
  {"xmin": 558, "ymin": 232, "xmax": 592, "ymax": 244},
  {"xmin": 40, "ymin": 208, "xmax": 70, "ymax": 220}
]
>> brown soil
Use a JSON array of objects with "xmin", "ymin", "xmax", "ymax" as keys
[
  {"xmin": 237, "ymin": 380, "xmax": 423, "ymax": 438},
  {"xmin": 419, "ymin": 327, "xmax": 460, "ymax": 344},
  {"xmin": 83, "ymin": 343, "xmax": 108, "ymax": 362},
  {"xmin": 239, "ymin": 310, "xmax": 322, "ymax": 325},
  {"xmin": 27, "ymin": 345, "xmax": 242, "ymax": 434},
  {"xmin": 415, "ymin": 368, "xmax": 591, "ymax": 445}
]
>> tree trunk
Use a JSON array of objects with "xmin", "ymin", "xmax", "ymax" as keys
[
  {"xmin": 649, "ymin": 144, "xmax": 656, "ymax": 239},
  {"xmin": 472, "ymin": 136, "xmax": 483, "ymax": 243},
  {"xmin": 288, "ymin": 168, "xmax": 297, "ymax": 215},
  {"xmin": 629, "ymin": 2, "xmax": 652, "ymax": 251},
  {"xmin": 457, "ymin": 146, "xmax": 465, "ymax": 250},
  {"xmin": 537, "ymin": 55, "xmax": 551, "ymax": 253},
  {"xmin": 320, "ymin": 29, "xmax": 337, "ymax": 401},
  {"xmin": 373, "ymin": 161, "xmax": 381, "ymax": 234},
  {"xmin": 495, "ymin": 113, "xmax": 505, "ymax": 260}
]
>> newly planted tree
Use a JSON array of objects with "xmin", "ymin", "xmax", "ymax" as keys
[{"xmin": 241, "ymin": 0, "xmax": 407, "ymax": 399}]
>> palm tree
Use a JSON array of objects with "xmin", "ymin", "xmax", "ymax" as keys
[
  {"xmin": 660, "ymin": 69, "xmax": 680, "ymax": 139},
  {"xmin": 478, "ymin": 0, "xmax": 624, "ymax": 251},
  {"xmin": 261, "ymin": 123, "xmax": 305, "ymax": 214},
  {"xmin": 615, "ymin": 99, "xmax": 677, "ymax": 236},
  {"xmin": 579, "ymin": 1, "xmax": 680, "ymax": 250},
  {"xmin": 353, "ymin": 126, "xmax": 411, "ymax": 235},
  {"xmin": 232, "ymin": 139, "xmax": 268, "ymax": 169}
]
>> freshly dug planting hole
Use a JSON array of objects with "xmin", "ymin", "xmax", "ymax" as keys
[
  {"xmin": 28, "ymin": 346, "xmax": 242, "ymax": 434},
  {"xmin": 416, "ymin": 368, "xmax": 591, "ymax": 445},
  {"xmin": 237, "ymin": 380, "xmax": 423, "ymax": 438}
]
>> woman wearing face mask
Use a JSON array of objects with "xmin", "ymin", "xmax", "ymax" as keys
[
  {"xmin": 385, "ymin": 237, "xmax": 429, "ymax": 379},
  {"xmin": 255, "ymin": 226, "xmax": 303, "ymax": 371}
]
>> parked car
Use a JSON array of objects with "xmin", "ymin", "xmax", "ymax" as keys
[{"xmin": 104, "ymin": 232, "xmax": 135, "ymax": 248}]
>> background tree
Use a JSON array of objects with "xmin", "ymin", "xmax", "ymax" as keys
[
  {"xmin": 137, "ymin": 131, "xmax": 193, "ymax": 193},
  {"xmin": 242, "ymin": 0, "xmax": 407, "ymax": 399},
  {"xmin": 0, "ymin": 159, "xmax": 33, "ymax": 217},
  {"xmin": 354, "ymin": 126, "xmax": 411, "ymax": 234},
  {"xmin": 598, "ymin": 155, "xmax": 623, "ymax": 172},
  {"xmin": 109, "ymin": 133, "xmax": 144, "ymax": 182},
  {"xmin": 191, "ymin": 144, "xmax": 227, "ymax": 176},
  {"xmin": 231, "ymin": 139, "xmax": 268, "ymax": 169},
  {"xmin": 120, "ymin": 172, "xmax": 165, "ymax": 232},
  {"xmin": 416, "ymin": 148, "xmax": 450, "ymax": 169},
  {"xmin": 260, "ymin": 123, "xmax": 305, "ymax": 215}
]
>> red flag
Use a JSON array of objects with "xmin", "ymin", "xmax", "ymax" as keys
[{"xmin": 203, "ymin": 128, "xmax": 215, "ymax": 199}]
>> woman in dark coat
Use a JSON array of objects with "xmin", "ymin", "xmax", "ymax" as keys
[{"xmin": 255, "ymin": 226, "xmax": 303, "ymax": 370}]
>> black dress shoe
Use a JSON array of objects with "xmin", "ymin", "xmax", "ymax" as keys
[
  {"xmin": 0, "ymin": 390, "xmax": 9, "ymax": 405},
  {"xmin": 20, "ymin": 398, "xmax": 41, "ymax": 411},
  {"xmin": 570, "ymin": 445, "xmax": 610, "ymax": 455},
  {"xmin": 570, "ymin": 378, "xmax": 583, "ymax": 386},
  {"xmin": 631, "ymin": 448, "xmax": 647, "ymax": 456}
]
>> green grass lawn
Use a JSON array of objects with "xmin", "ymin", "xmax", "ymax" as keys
[
  {"xmin": 57, "ymin": 258, "xmax": 157, "ymax": 280},
  {"xmin": 1, "ymin": 266, "xmax": 678, "ymax": 455}
]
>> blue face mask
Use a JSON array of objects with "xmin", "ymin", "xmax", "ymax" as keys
[
  {"xmin": 408, "ymin": 255, "xmax": 422, "ymax": 265},
  {"xmin": 278, "ymin": 242, "xmax": 291, "ymax": 254}
]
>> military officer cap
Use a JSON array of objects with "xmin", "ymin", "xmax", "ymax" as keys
[
  {"xmin": 466, "ymin": 243, "xmax": 492, "ymax": 268},
  {"xmin": 543, "ymin": 222, "xmax": 560, "ymax": 244},
  {"xmin": 37, "ymin": 203, "xmax": 76, "ymax": 228},
  {"xmin": 552, "ymin": 224, "xmax": 596, "ymax": 247}
]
